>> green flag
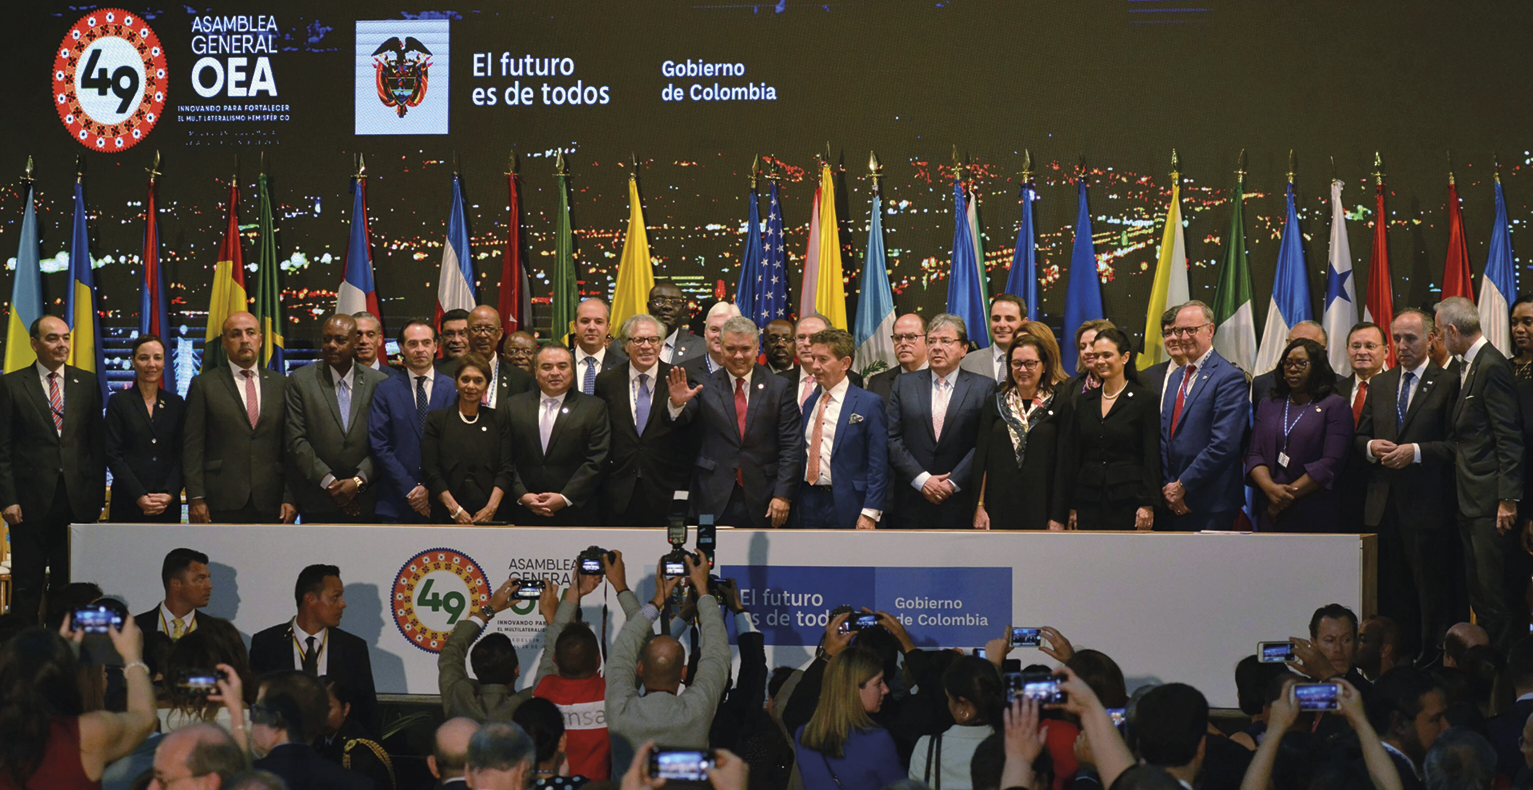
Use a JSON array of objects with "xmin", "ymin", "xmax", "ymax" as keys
[
  {"xmin": 253, "ymin": 173, "xmax": 286, "ymax": 370},
  {"xmin": 1212, "ymin": 173, "xmax": 1256, "ymax": 374},
  {"xmin": 549, "ymin": 160, "xmax": 577, "ymax": 341}
]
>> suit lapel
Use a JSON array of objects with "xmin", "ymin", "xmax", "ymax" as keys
[
  {"xmin": 744, "ymin": 366, "xmax": 769, "ymax": 435},
  {"xmin": 349, "ymin": 371, "xmax": 376, "ymax": 432},
  {"xmin": 259, "ymin": 369, "xmax": 284, "ymax": 429},
  {"xmin": 1399, "ymin": 366, "xmax": 1436, "ymax": 434},
  {"xmin": 1454, "ymin": 354, "xmax": 1480, "ymax": 421},
  {"xmin": 317, "ymin": 366, "xmax": 345, "ymax": 431},
  {"xmin": 24, "ymin": 366, "xmax": 53, "ymax": 432},
  {"xmin": 546, "ymin": 392, "xmax": 579, "ymax": 455},
  {"xmin": 1179, "ymin": 356, "xmax": 1215, "ymax": 412},
  {"xmin": 829, "ymin": 387, "xmax": 856, "ymax": 458},
  {"xmin": 940, "ymin": 372, "xmax": 972, "ymax": 440},
  {"xmin": 712, "ymin": 368, "xmax": 742, "ymax": 446}
]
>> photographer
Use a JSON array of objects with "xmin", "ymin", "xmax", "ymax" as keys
[
  {"xmin": 1239, "ymin": 676, "xmax": 1402, "ymax": 790},
  {"xmin": 438, "ymin": 576, "xmax": 559, "ymax": 723},
  {"xmin": 606, "ymin": 552, "xmax": 730, "ymax": 772},
  {"xmin": 533, "ymin": 549, "xmax": 644, "ymax": 781}
]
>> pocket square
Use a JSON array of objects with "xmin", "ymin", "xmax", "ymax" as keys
[{"xmin": 848, "ymin": 413, "xmax": 864, "ymax": 424}]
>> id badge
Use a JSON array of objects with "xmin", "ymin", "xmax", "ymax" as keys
[{"xmin": 1277, "ymin": 451, "xmax": 1291, "ymax": 469}]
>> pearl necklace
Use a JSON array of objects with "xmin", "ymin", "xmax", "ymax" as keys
[
  {"xmin": 458, "ymin": 409, "xmax": 480, "ymax": 424},
  {"xmin": 1102, "ymin": 382, "xmax": 1127, "ymax": 400}
]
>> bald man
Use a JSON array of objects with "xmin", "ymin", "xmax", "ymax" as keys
[
  {"xmin": 286, "ymin": 314, "xmax": 389, "ymax": 521},
  {"xmin": 1251, "ymin": 321, "xmax": 1328, "ymax": 403},
  {"xmin": 429, "ymin": 717, "xmax": 479, "ymax": 788},
  {"xmin": 567, "ymin": 298, "xmax": 627, "ymax": 394},
  {"xmin": 150, "ymin": 723, "xmax": 245, "ymax": 788},
  {"xmin": 606, "ymin": 553, "xmax": 730, "ymax": 771},
  {"xmin": 466, "ymin": 305, "xmax": 536, "ymax": 409}
]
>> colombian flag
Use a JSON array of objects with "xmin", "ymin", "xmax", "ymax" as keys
[
  {"xmin": 66, "ymin": 179, "xmax": 106, "ymax": 401},
  {"xmin": 610, "ymin": 175, "xmax": 655, "ymax": 332},
  {"xmin": 203, "ymin": 182, "xmax": 249, "ymax": 371},
  {"xmin": 811, "ymin": 162, "xmax": 848, "ymax": 330}
]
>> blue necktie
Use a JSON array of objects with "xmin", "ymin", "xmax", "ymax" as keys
[
  {"xmin": 415, "ymin": 375, "xmax": 429, "ymax": 432},
  {"xmin": 635, "ymin": 373, "xmax": 651, "ymax": 436},
  {"xmin": 583, "ymin": 357, "xmax": 598, "ymax": 395},
  {"xmin": 1396, "ymin": 371, "xmax": 1414, "ymax": 433},
  {"xmin": 337, "ymin": 375, "xmax": 351, "ymax": 432}
]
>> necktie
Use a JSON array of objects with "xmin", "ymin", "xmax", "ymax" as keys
[
  {"xmin": 634, "ymin": 373, "xmax": 651, "ymax": 436},
  {"xmin": 996, "ymin": 353, "xmax": 1006, "ymax": 384},
  {"xmin": 583, "ymin": 357, "xmax": 598, "ymax": 395},
  {"xmin": 170, "ymin": 618, "xmax": 185, "ymax": 641},
  {"xmin": 933, "ymin": 378, "xmax": 949, "ymax": 441},
  {"xmin": 1351, "ymin": 379, "xmax": 1368, "ymax": 427},
  {"xmin": 415, "ymin": 376, "xmax": 429, "ymax": 431},
  {"xmin": 336, "ymin": 375, "xmax": 352, "ymax": 431},
  {"xmin": 483, "ymin": 363, "xmax": 495, "ymax": 407},
  {"xmin": 242, "ymin": 370, "xmax": 259, "ymax": 429},
  {"xmin": 799, "ymin": 376, "xmax": 816, "ymax": 412},
  {"xmin": 734, "ymin": 377, "xmax": 748, "ymax": 486},
  {"xmin": 540, "ymin": 398, "xmax": 558, "ymax": 453},
  {"xmin": 1397, "ymin": 371, "xmax": 1414, "ymax": 433},
  {"xmin": 46, "ymin": 372, "xmax": 63, "ymax": 433},
  {"xmin": 1170, "ymin": 364, "xmax": 1197, "ymax": 437},
  {"xmin": 301, "ymin": 635, "xmax": 318, "ymax": 675},
  {"xmin": 806, "ymin": 393, "xmax": 828, "ymax": 484}
]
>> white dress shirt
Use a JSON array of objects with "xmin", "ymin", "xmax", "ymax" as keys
[
  {"xmin": 575, "ymin": 345, "xmax": 607, "ymax": 371},
  {"xmin": 157, "ymin": 602, "xmax": 196, "ymax": 637},
  {"xmin": 661, "ymin": 329, "xmax": 681, "ymax": 363},
  {"xmin": 912, "ymin": 371, "xmax": 960, "ymax": 493},
  {"xmin": 406, "ymin": 367, "xmax": 437, "ymax": 403},
  {"xmin": 1460, "ymin": 335, "xmax": 1490, "ymax": 386},
  {"xmin": 1179, "ymin": 346, "xmax": 1215, "ymax": 399},
  {"xmin": 804, "ymin": 377, "xmax": 881, "ymax": 522},
  {"xmin": 536, "ymin": 390, "xmax": 573, "ymax": 507},
  {"xmin": 1367, "ymin": 360, "xmax": 1430, "ymax": 464},
  {"xmin": 35, "ymin": 361, "xmax": 65, "ymax": 434},
  {"xmin": 229, "ymin": 361, "xmax": 262, "ymax": 414},
  {"xmin": 289, "ymin": 618, "xmax": 329, "ymax": 677}
]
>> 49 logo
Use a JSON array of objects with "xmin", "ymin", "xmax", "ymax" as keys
[
  {"xmin": 53, "ymin": 8, "xmax": 166, "ymax": 151},
  {"xmin": 393, "ymin": 548, "xmax": 494, "ymax": 653}
]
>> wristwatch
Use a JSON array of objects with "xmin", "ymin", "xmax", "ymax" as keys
[
  {"xmin": 352, "ymin": 476, "xmax": 367, "ymax": 493},
  {"xmin": 476, "ymin": 604, "xmax": 496, "ymax": 622}
]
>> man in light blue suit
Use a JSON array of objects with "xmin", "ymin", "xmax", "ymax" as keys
[
  {"xmin": 368, "ymin": 319, "xmax": 458, "ymax": 523},
  {"xmin": 1160, "ymin": 301, "xmax": 1251, "ymax": 531},
  {"xmin": 797, "ymin": 329, "xmax": 888, "ymax": 530}
]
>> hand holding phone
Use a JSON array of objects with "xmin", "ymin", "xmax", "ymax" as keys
[
  {"xmin": 1258, "ymin": 641, "xmax": 1296, "ymax": 663},
  {"xmin": 648, "ymin": 747, "xmax": 713, "ymax": 781},
  {"xmin": 1010, "ymin": 627, "xmax": 1042, "ymax": 648}
]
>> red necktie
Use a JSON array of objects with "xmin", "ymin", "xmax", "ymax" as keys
[
  {"xmin": 242, "ymin": 370, "xmax": 259, "ymax": 429},
  {"xmin": 734, "ymin": 376, "xmax": 748, "ymax": 486},
  {"xmin": 47, "ymin": 372, "xmax": 63, "ymax": 433},
  {"xmin": 1352, "ymin": 380, "xmax": 1368, "ymax": 427},
  {"xmin": 1170, "ymin": 364, "xmax": 1196, "ymax": 437}
]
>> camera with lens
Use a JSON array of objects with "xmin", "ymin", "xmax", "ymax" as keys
[
  {"xmin": 577, "ymin": 545, "xmax": 614, "ymax": 575},
  {"xmin": 662, "ymin": 548, "xmax": 696, "ymax": 580}
]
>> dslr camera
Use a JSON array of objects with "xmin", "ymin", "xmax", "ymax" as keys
[
  {"xmin": 577, "ymin": 545, "xmax": 615, "ymax": 575},
  {"xmin": 663, "ymin": 548, "xmax": 697, "ymax": 580}
]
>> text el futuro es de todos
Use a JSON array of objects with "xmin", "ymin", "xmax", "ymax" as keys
[
  {"xmin": 738, "ymin": 587, "xmax": 988, "ymax": 629},
  {"xmin": 469, "ymin": 55, "xmax": 776, "ymax": 106}
]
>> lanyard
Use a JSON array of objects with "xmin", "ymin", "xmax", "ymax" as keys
[
  {"xmin": 1281, "ymin": 399, "xmax": 1309, "ymax": 449},
  {"xmin": 161, "ymin": 608, "xmax": 195, "ymax": 636},
  {"xmin": 293, "ymin": 629, "xmax": 328, "ymax": 664}
]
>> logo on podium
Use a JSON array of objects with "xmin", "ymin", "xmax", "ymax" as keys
[{"xmin": 392, "ymin": 548, "xmax": 490, "ymax": 653}]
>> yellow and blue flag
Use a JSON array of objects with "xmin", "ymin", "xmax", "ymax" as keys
[
  {"xmin": 5, "ymin": 181, "xmax": 42, "ymax": 373},
  {"xmin": 66, "ymin": 180, "xmax": 106, "ymax": 400}
]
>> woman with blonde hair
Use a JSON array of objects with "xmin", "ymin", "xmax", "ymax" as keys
[{"xmin": 794, "ymin": 646, "xmax": 903, "ymax": 790}]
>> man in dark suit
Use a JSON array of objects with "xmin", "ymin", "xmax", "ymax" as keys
[
  {"xmin": 798, "ymin": 329, "xmax": 887, "ymax": 529},
  {"xmin": 370, "ymin": 319, "xmax": 457, "ymax": 524},
  {"xmin": 250, "ymin": 670, "xmax": 372, "ymax": 790},
  {"xmin": 434, "ymin": 308, "xmax": 472, "ymax": 376},
  {"xmin": 1368, "ymin": 667, "xmax": 1446, "ymax": 790},
  {"xmin": 680, "ymin": 301, "xmax": 740, "ymax": 382},
  {"xmin": 352, "ymin": 311, "xmax": 404, "ymax": 382},
  {"xmin": 463, "ymin": 305, "xmax": 535, "ymax": 409},
  {"xmin": 250, "ymin": 564, "xmax": 379, "ymax": 737},
  {"xmin": 0, "ymin": 314, "xmax": 105, "ymax": 622},
  {"xmin": 1356, "ymin": 309, "xmax": 1459, "ymax": 663},
  {"xmin": 1334, "ymin": 321, "xmax": 1389, "ymax": 534},
  {"xmin": 1438, "ymin": 296, "xmax": 1525, "ymax": 650},
  {"xmin": 184, "ymin": 311, "xmax": 297, "ymax": 524},
  {"xmin": 569, "ymin": 298, "xmax": 628, "ymax": 395},
  {"xmin": 668, "ymin": 315, "xmax": 802, "ymax": 528},
  {"xmin": 764, "ymin": 318, "xmax": 796, "ymax": 375},
  {"xmin": 1250, "ymin": 320, "xmax": 1327, "ymax": 404},
  {"xmin": 595, "ymin": 314, "xmax": 699, "ymax": 527},
  {"xmin": 133, "ymin": 547, "xmax": 215, "ymax": 643},
  {"xmin": 649, "ymin": 281, "xmax": 704, "ymax": 365},
  {"xmin": 286, "ymin": 314, "xmax": 389, "ymax": 522},
  {"xmin": 779, "ymin": 315, "xmax": 864, "ymax": 409},
  {"xmin": 866, "ymin": 313, "xmax": 928, "ymax": 401},
  {"xmin": 506, "ymin": 345, "xmax": 610, "ymax": 526},
  {"xmin": 887, "ymin": 313, "xmax": 995, "ymax": 530},
  {"xmin": 1140, "ymin": 307, "xmax": 1184, "ymax": 412},
  {"xmin": 1161, "ymin": 301, "xmax": 1250, "ymax": 531},
  {"xmin": 1487, "ymin": 637, "xmax": 1533, "ymax": 779}
]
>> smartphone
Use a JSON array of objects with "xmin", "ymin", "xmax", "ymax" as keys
[
  {"xmin": 839, "ymin": 613, "xmax": 879, "ymax": 634},
  {"xmin": 1019, "ymin": 671, "xmax": 1066, "ymax": 704},
  {"xmin": 697, "ymin": 519, "xmax": 716, "ymax": 559},
  {"xmin": 1106, "ymin": 707, "xmax": 1127, "ymax": 726},
  {"xmin": 1011, "ymin": 627, "xmax": 1042, "ymax": 648},
  {"xmin": 1258, "ymin": 641, "xmax": 1296, "ymax": 663},
  {"xmin": 649, "ymin": 748, "xmax": 712, "ymax": 781},
  {"xmin": 514, "ymin": 580, "xmax": 546, "ymax": 600},
  {"xmin": 72, "ymin": 605, "xmax": 123, "ymax": 634},
  {"xmin": 974, "ymin": 648, "xmax": 987, "ymax": 659},
  {"xmin": 1293, "ymin": 683, "xmax": 1340, "ymax": 711},
  {"xmin": 178, "ymin": 668, "xmax": 227, "ymax": 695}
]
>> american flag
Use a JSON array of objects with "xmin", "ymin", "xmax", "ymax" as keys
[{"xmin": 753, "ymin": 180, "xmax": 789, "ymax": 323}]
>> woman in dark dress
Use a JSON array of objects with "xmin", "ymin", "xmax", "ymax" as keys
[
  {"xmin": 972, "ymin": 334, "xmax": 1072, "ymax": 531},
  {"xmin": 1245, "ymin": 338, "xmax": 1353, "ymax": 532},
  {"xmin": 421, "ymin": 353, "xmax": 514, "ymax": 524},
  {"xmin": 104, "ymin": 334, "xmax": 185, "ymax": 522},
  {"xmin": 1059, "ymin": 328, "xmax": 1160, "ymax": 531}
]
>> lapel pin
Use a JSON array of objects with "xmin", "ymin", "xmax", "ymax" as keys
[
  {"xmin": 1126, "ymin": 391, "xmax": 1134, "ymax": 398},
  {"xmin": 757, "ymin": 382, "xmax": 764, "ymax": 390},
  {"xmin": 561, "ymin": 407, "xmax": 569, "ymax": 414},
  {"xmin": 482, "ymin": 426, "xmax": 488, "ymax": 432}
]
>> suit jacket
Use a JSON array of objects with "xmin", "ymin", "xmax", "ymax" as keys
[
  {"xmin": 506, "ymin": 389, "xmax": 611, "ymax": 525},
  {"xmin": 1487, "ymin": 697, "xmax": 1533, "ymax": 780},
  {"xmin": 886, "ymin": 368, "xmax": 995, "ymax": 529},
  {"xmin": 569, "ymin": 339, "xmax": 629, "ymax": 372},
  {"xmin": 249, "ymin": 621, "xmax": 380, "ymax": 738},
  {"xmin": 1450, "ymin": 343, "xmax": 1524, "ymax": 517},
  {"xmin": 1141, "ymin": 361, "xmax": 1173, "ymax": 411},
  {"xmin": 435, "ymin": 356, "xmax": 535, "ymax": 405},
  {"xmin": 691, "ymin": 364, "xmax": 803, "ymax": 527},
  {"xmin": 681, "ymin": 354, "xmax": 722, "ymax": 385},
  {"xmin": 1250, "ymin": 369, "xmax": 1277, "ymax": 405},
  {"xmin": 0, "ymin": 365, "xmax": 106, "ymax": 523},
  {"xmin": 959, "ymin": 348, "xmax": 1007, "ymax": 383},
  {"xmin": 668, "ymin": 328, "xmax": 706, "ymax": 365},
  {"xmin": 1060, "ymin": 381, "xmax": 1162, "ymax": 509},
  {"xmin": 1354, "ymin": 364, "xmax": 1458, "ymax": 529},
  {"xmin": 1331, "ymin": 374, "xmax": 1378, "ymax": 532},
  {"xmin": 594, "ymin": 362, "xmax": 699, "ymax": 518},
  {"xmin": 1160, "ymin": 350, "xmax": 1250, "ymax": 518},
  {"xmin": 105, "ymin": 388, "xmax": 185, "ymax": 521},
  {"xmin": 799, "ymin": 383, "xmax": 888, "ymax": 529},
  {"xmin": 865, "ymin": 366, "xmax": 909, "ymax": 401},
  {"xmin": 286, "ymin": 362, "xmax": 389, "ymax": 518},
  {"xmin": 363, "ymin": 360, "xmax": 406, "ymax": 383},
  {"xmin": 184, "ymin": 365, "xmax": 293, "ymax": 516},
  {"xmin": 367, "ymin": 370, "xmax": 457, "ymax": 522},
  {"xmin": 132, "ymin": 607, "xmax": 215, "ymax": 640},
  {"xmin": 253, "ymin": 742, "xmax": 374, "ymax": 790}
]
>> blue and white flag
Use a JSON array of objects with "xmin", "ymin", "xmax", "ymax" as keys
[
  {"xmin": 947, "ymin": 181, "xmax": 989, "ymax": 351},
  {"xmin": 1321, "ymin": 179, "xmax": 1356, "ymax": 376},
  {"xmin": 1254, "ymin": 183, "xmax": 1314, "ymax": 374},
  {"xmin": 436, "ymin": 173, "xmax": 476, "ymax": 321},
  {"xmin": 1479, "ymin": 177, "xmax": 1517, "ymax": 356},
  {"xmin": 854, "ymin": 192, "xmax": 896, "ymax": 377},
  {"xmin": 735, "ymin": 186, "xmax": 764, "ymax": 322}
]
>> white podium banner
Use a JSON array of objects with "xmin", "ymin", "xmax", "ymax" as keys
[{"xmin": 70, "ymin": 524, "xmax": 1369, "ymax": 708}]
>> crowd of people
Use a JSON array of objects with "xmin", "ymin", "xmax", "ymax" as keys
[{"xmin": 9, "ymin": 543, "xmax": 1533, "ymax": 790}]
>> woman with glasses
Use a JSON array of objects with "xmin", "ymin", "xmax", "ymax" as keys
[
  {"xmin": 1244, "ymin": 338, "xmax": 1353, "ymax": 532},
  {"xmin": 973, "ymin": 335, "xmax": 1072, "ymax": 530},
  {"xmin": 1059, "ymin": 328, "xmax": 1160, "ymax": 531}
]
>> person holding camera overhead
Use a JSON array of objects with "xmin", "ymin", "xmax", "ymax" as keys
[
  {"xmin": 1244, "ymin": 337, "xmax": 1353, "ymax": 532},
  {"xmin": 972, "ymin": 332, "xmax": 1071, "ymax": 531},
  {"xmin": 421, "ymin": 352, "xmax": 515, "ymax": 524},
  {"xmin": 1058, "ymin": 328, "xmax": 1161, "ymax": 531},
  {"xmin": 794, "ymin": 621, "xmax": 905, "ymax": 790},
  {"xmin": 104, "ymin": 333, "xmax": 185, "ymax": 523}
]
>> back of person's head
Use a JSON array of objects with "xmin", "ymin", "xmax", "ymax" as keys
[
  {"xmin": 470, "ymin": 633, "xmax": 519, "ymax": 686},
  {"xmin": 293, "ymin": 564, "xmax": 340, "ymax": 610},
  {"xmin": 1111, "ymin": 765, "xmax": 1187, "ymax": 790},
  {"xmin": 225, "ymin": 769, "xmax": 289, "ymax": 789},
  {"xmin": 852, "ymin": 626, "xmax": 901, "ymax": 674},
  {"xmin": 43, "ymin": 582, "xmax": 105, "ymax": 630},
  {"xmin": 466, "ymin": 720, "xmax": 536, "ymax": 773},
  {"xmin": 769, "ymin": 666, "xmax": 796, "ymax": 702},
  {"xmin": 1135, "ymin": 683, "xmax": 1208, "ymax": 768},
  {"xmin": 433, "ymin": 717, "xmax": 479, "ymax": 781},
  {"xmin": 801, "ymin": 647, "xmax": 884, "ymax": 759},
  {"xmin": 165, "ymin": 629, "xmax": 239, "ymax": 716},
  {"xmin": 257, "ymin": 670, "xmax": 329, "ymax": 742},
  {"xmin": 163, "ymin": 722, "xmax": 245, "ymax": 784},
  {"xmin": 639, "ymin": 635, "xmax": 686, "ymax": 691},
  {"xmin": 1308, "ymin": 603, "xmax": 1358, "ymax": 639},
  {"xmin": 1368, "ymin": 666, "xmax": 1440, "ymax": 735},
  {"xmin": 1454, "ymin": 645, "xmax": 1501, "ymax": 706},
  {"xmin": 1423, "ymin": 727, "xmax": 1497, "ymax": 790},
  {"xmin": 511, "ymin": 697, "xmax": 564, "ymax": 767},
  {"xmin": 1235, "ymin": 655, "xmax": 1294, "ymax": 716},
  {"xmin": 0, "ymin": 627, "xmax": 85, "ymax": 785},
  {"xmin": 971, "ymin": 732, "xmax": 1052, "ymax": 790},
  {"xmin": 553, "ymin": 621, "xmax": 600, "ymax": 679},
  {"xmin": 942, "ymin": 656, "xmax": 1004, "ymax": 729},
  {"xmin": 1444, "ymin": 623, "xmax": 1489, "ymax": 667},
  {"xmin": 1506, "ymin": 635, "xmax": 1533, "ymax": 692},
  {"xmin": 1068, "ymin": 649, "xmax": 1129, "ymax": 709},
  {"xmin": 252, "ymin": 691, "xmax": 307, "ymax": 746}
]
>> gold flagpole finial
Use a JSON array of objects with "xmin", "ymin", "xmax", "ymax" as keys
[
  {"xmin": 554, "ymin": 149, "xmax": 566, "ymax": 176},
  {"xmin": 749, "ymin": 154, "xmax": 759, "ymax": 190},
  {"xmin": 1236, "ymin": 149, "xmax": 1247, "ymax": 186},
  {"xmin": 1494, "ymin": 153, "xmax": 1501, "ymax": 185},
  {"xmin": 1372, "ymin": 152, "xmax": 1385, "ymax": 186},
  {"xmin": 1286, "ymin": 149, "xmax": 1296, "ymax": 185},
  {"xmin": 76, "ymin": 153, "xmax": 84, "ymax": 182},
  {"xmin": 1330, "ymin": 156, "xmax": 1337, "ymax": 183},
  {"xmin": 952, "ymin": 145, "xmax": 966, "ymax": 182},
  {"xmin": 232, "ymin": 153, "xmax": 239, "ymax": 185},
  {"xmin": 868, "ymin": 151, "xmax": 883, "ymax": 195},
  {"xmin": 22, "ymin": 155, "xmax": 33, "ymax": 185},
  {"xmin": 146, "ymin": 150, "xmax": 161, "ymax": 185},
  {"xmin": 1447, "ymin": 150, "xmax": 1455, "ymax": 186},
  {"xmin": 354, "ymin": 152, "xmax": 365, "ymax": 180},
  {"xmin": 504, "ymin": 151, "xmax": 519, "ymax": 177},
  {"xmin": 1077, "ymin": 154, "xmax": 1087, "ymax": 181},
  {"xmin": 259, "ymin": 150, "xmax": 266, "ymax": 177},
  {"xmin": 1019, "ymin": 149, "xmax": 1034, "ymax": 184},
  {"xmin": 1171, "ymin": 148, "xmax": 1180, "ymax": 176},
  {"xmin": 630, "ymin": 152, "xmax": 639, "ymax": 179}
]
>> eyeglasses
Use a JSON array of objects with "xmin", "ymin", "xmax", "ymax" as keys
[
  {"xmin": 1012, "ymin": 359, "xmax": 1042, "ymax": 370},
  {"xmin": 927, "ymin": 336, "xmax": 963, "ymax": 347},
  {"xmin": 891, "ymin": 333, "xmax": 923, "ymax": 343},
  {"xmin": 649, "ymin": 297, "xmax": 686, "ymax": 307},
  {"xmin": 627, "ymin": 336, "xmax": 662, "ymax": 346},
  {"xmin": 468, "ymin": 325, "xmax": 499, "ymax": 336},
  {"xmin": 1281, "ymin": 358, "xmax": 1310, "ymax": 370},
  {"xmin": 1167, "ymin": 323, "xmax": 1211, "ymax": 337}
]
